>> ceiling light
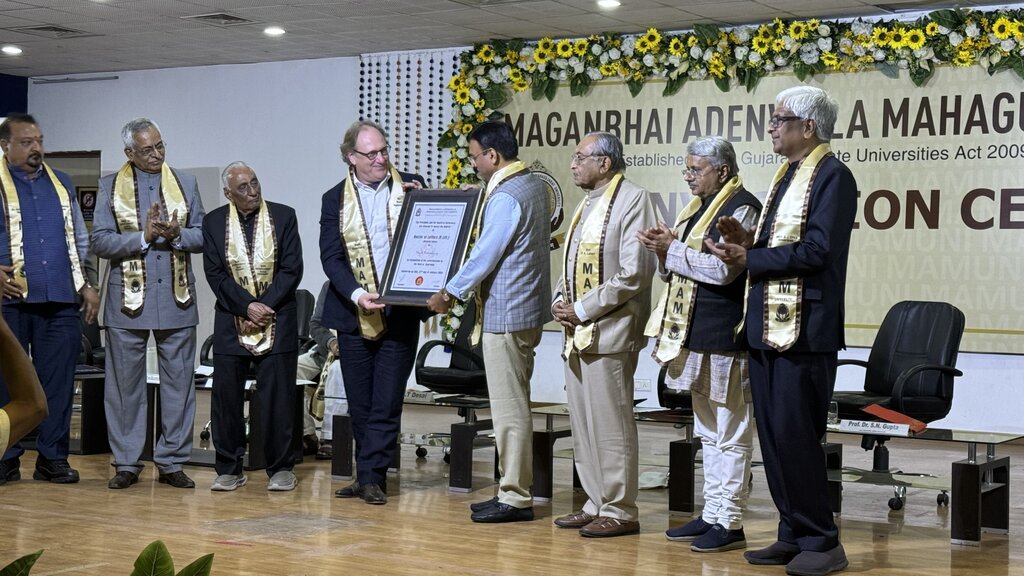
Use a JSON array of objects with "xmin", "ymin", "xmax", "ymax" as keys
[
  {"xmin": 264, "ymin": 26, "xmax": 286, "ymax": 37},
  {"xmin": 2, "ymin": 45, "xmax": 23, "ymax": 55},
  {"xmin": 597, "ymin": 0, "xmax": 621, "ymax": 8}
]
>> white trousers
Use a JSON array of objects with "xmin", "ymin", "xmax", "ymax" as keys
[{"xmin": 692, "ymin": 381, "xmax": 753, "ymax": 530}]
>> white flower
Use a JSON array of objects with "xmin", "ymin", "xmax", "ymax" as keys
[
  {"xmin": 591, "ymin": 43, "xmax": 603, "ymax": 56},
  {"xmin": 456, "ymin": 148, "xmax": 468, "ymax": 159},
  {"xmin": 553, "ymin": 69, "xmax": 568, "ymax": 80},
  {"xmin": 690, "ymin": 46, "xmax": 702, "ymax": 59},
  {"xmin": 573, "ymin": 61, "xmax": 585, "ymax": 74},
  {"xmin": 914, "ymin": 47, "xmax": 934, "ymax": 59},
  {"xmin": 734, "ymin": 45, "xmax": 749, "ymax": 60},
  {"xmin": 818, "ymin": 24, "xmax": 831, "ymax": 36},
  {"xmin": 587, "ymin": 67, "xmax": 603, "ymax": 80},
  {"xmin": 817, "ymin": 37, "xmax": 833, "ymax": 52},
  {"xmin": 965, "ymin": 21, "xmax": 979, "ymax": 38},
  {"xmin": 488, "ymin": 67, "xmax": 505, "ymax": 83},
  {"xmin": 448, "ymin": 317, "xmax": 461, "ymax": 330},
  {"xmin": 461, "ymin": 103, "xmax": 476, "ymax": 115},
  {"xmin": 938, "ymin": 25, "xmax": 950, "ymax": 35},
  {"xmin": 839, "ymin": 37, "xmax": 854, "ymax": 52},
  {"xmin": 554, "ymin": 58, "xmax": 569, "ymax": 69},
  {"xmin": 599, "ymin": 52, "xmax": 609, "ymax": 64},
  {"xmin": 873, "ymin": 48, "xmax": 886, "ymax": 61},
  {"xmin": 477, "ymin": 77, "xmax": 489, "ymax": 89},
  {"xmin": 608, "ymin": 47, "xmax": 621, "ymax": 60},
  {"xmin": 667, "ymin": 55, "xmax": 682, "ymax": 66},
  {"xmin": 469, "ymin": 88, "xmax": 480, "ymax": 100},
  {"xmin": 688, "ymin": 67, "xmax": 707, "ymax": 80},
  {"xmin": 897, "ymin": 58, "xmax": 909, "ymax": 69},
  {"xmin": 853, "ymin": 43, "xmax": 867, "ymax": 57},
  {"xmin": 733, "ymin": 26, "xmax": 752, "ymax": 43},
  {"xmin": 702, "ymin": 47, "xmax": 714, "ymax": 61},
  {"xmin": 764, "ymin": 61, "xmax": 776, "ymax": 72},
  {"xmin": 748, "ymin": 51, "xmax": 762, "ymax": 63},
  {"xmin": 1002, "ymin": 39, "xmax": 1016, "ymax": 52},
  {"xmin": 782, "ymin": 35, "xmax": 796, "ymax": 50},
  {"xmin": 457, "ymin": 135, "xmax": 468, "ymax": 147},
  {"xmin": 621, "ymin": 35, "xmax": 636, "ymax": 55},
  {"xmin": 774, "ymin": 54, "xmax": 788, "ymax": 66},
  {"xmin": 948, "ymin": 32, "xmax": 964, "ymax": 47},
  {"xmin": 643, "ymin": 53, "xmax": 655, "ymax": 66},
  {"xmin": 851, "ymin": 20, "xmax": 872, "ymax": 37},
  {"xmin": 800, "ymin": 48, "xmax": 820, "ymax": 64}
]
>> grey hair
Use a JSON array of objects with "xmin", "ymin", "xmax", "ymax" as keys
[
  {"xmin": 121, "ymin": 117, "xmax": 161, "ymax": 148},
  {"xmin": 686, "ymin": 136, "xmax": 739, "ymax": 176},
  {"xmin": 776, "ymin": 86, "xmax": 838, "ymax": 142},
  {"xmin": 585, "ymin": 131, "xmax": 626, "ymax": 173},
  {"xmin": 221, "ymin": 161, "xmax": 252, "ymax": 189},
  {"xmin": 340, "ymin": 120, "xmax": 388, "ymax": 164}
]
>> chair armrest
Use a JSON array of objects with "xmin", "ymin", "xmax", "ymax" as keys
[
  {"xmin": 890, "ymin": 364, "xmax": 963, "ymax": 410},
  {"xmin": 415, "ymin": 340, "xmax": 485, "ymax": 372},
  {"xmin": 80, "ymin": 335, "xmax": 94, "ymax": 366},
  {"xmin": 837, "ymin": 358, "xmax": 869, "ymax": 369}
]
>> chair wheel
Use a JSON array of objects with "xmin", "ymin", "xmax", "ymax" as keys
[
  {"xmin": 937, "ymin": 492, "xmax": 949, "ymax": 506},
  {"xmin": 888, "ymin": 497, "xmax": 904, "ymax": 511},
  {"xmin": 415, "ymin": 446, "xmax": 427, "ymax": 459},
  {"xmin": 200, "ymin": 430, "xmax": 210, "ymax": 441}
]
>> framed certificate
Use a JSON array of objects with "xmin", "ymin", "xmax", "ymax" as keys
[{"xmin": 378, "ymin": 188, "xmax": 481, "ymax": 306}]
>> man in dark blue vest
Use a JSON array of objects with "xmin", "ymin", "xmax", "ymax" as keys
[{"xmin": 639, "ymin": 136, "xmax": 761, "ymax": 553}]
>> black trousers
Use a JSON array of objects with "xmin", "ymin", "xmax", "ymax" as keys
[
  {"xmin": 211, "ymin": 350, "xmax": 298, "ymax": 476},
  {"xmin": 748, "ymin": 348, "xmax": 840, "ymax": 552}
]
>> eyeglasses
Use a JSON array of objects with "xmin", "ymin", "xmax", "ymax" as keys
[
  {"xmin": 768, "ymin": 115, "xmax": 803, "ymax": 128},
  {"xmin": 468, "ymin": 148, "xmax": 492, "ymax": 162},
  {"xmin": 682, "ymin": 165, "xmax": 714, "ymax": 179},
  {"xmin": 351, "ymin": 146, "xmax": 389, "ymax": 161},
  {"xmin": 570, "ymin": 153, "xmax": 605, "ymax": 164},
  {"xmin": 234, "ymin": 179, "xmax": 260, "ymax": 194},
  {"xmin": 132, "ymin": 141, "xmax": 165, "ymax": 158}
]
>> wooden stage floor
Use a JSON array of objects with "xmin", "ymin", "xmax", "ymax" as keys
[{"xmin": 2, "ymin": 403, "xmax": 1023, "ymax": 575}]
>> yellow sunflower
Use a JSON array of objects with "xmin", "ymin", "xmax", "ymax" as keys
[
  {"xmin": 556, "ymin": 39, "xmax": 573, "ymax": 58},
  {"xmin": 538, "ymin": 37, "xmax": 554, "ymax": 52},
  {"xmin": 454, "ymin": 87, "xmax": 471, "ymax": 104},
  {"xmin": 808, "ymin": 19, "xmax": 820, "ymax": 32},
  {"xmin": 447, "ymin": 75, "xmax": 465, "ymax": 91},
  {"xmin": 508, "ymin": 68, "xmax": 523, "ymax": 82},
  {"xmin": 772, "ymin": 38, "xmax": 786, "ymax": 52},
  {"xmin": 1014, "ymin": 21, "xmax": 1024, "ymax": 40},
  {"xmin": 512, "ymin": 79, "xmax": 529, "ymax": 92},
  {"xmin": 708, "ymin": 54, "xmax": 726, "ymax": 78},
  {"xmin": 773, "ymin": 18, "xmax": 785, "ymax": 35},
  {"xmin": 472, "ymin": 99, "xmax": 485, "ymax": 110},
  {"xmin": 505, "ymin": 49, "xmax": 520, "ymax": 64},
  {"xmin": 460, "ymin": 122, "xmax": 473, "ymax": 134},
  {"xmin": 574, "ymin": 38, "xmax": 589, "ymax": 56},
  {"xmin": 756, "ymin": 25, "xmax": 773, "ymax": 40},
  {"xmin": 475, "ymin": 112, "xmax": 486, "ymax": 123},
  {"xmin": 599, "ymin": 63, "xmax": 617, "ymax": 76},
  {"xmin": 821, "ymin": 51, "xmax": 840, "ymax": 69},
  {"xmin": 992, "ymin": 16, "xmax": 1013, "ymax": 40},
  {"xmin": 668, "ymin": 37, "xmax": 685, "ymax": 56},
  {"xmin": 476, "ymin": 44, "xmax": 495, "ymax": 63},
  {"xmin": 889, "ymin": 27, "xmax": 907, "ymax": 48},
  {"xmin": 952, "ymin": 49, "xmax": 974, "ymax": 67},
  {"xmin": 872, "ymin": 27, "xmax": 891, "ymax": 47},
  {"xmin": 447, "ymin": 157, "xmax": 463, "ymax": 175},
  {"xmin": 788, "ymin": 21, "xmax": 808, "ymax": 41},
  {"xmin": 752, "ymin": 37, "xmax": 771, "ymax": 54},
  {"xmin": 905, "ymin": 29, "xmax": 926, "ymax": 50},
  {"xmin": 533, "ymin": 47, "xmax": 553, "ymax": 64},
  {"xmin": 643, "ymin": 27, "xmax": 662, "ymax": 50},
  {"xmin": 636, "ymin": 37, "xmax": 652, "ymax": 53},
  {"xmin": 925, "ymin": 22, "xmax": 939, "ymax": 36},
  {"xmin": 687, "ymin": 35, "xmax": 699, "ymax": 47}
]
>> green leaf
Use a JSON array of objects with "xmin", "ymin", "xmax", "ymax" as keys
[
  {"xmin": 569, "ymin": 74, "xmax": 591, "ymax": 97},
  {"xmin": 713, "ymin": 75, "xmax": 731, "ymax": 93},
  {"xmin": 0, "ymin": 550, "xmax": 43, "ymax": 576},
  {"xmin": 662, "ymin": 75, "xmax": 686, "ymax": 97},
  {"xmin": 693, "ymin": 23, "xmax": 721, "ymax": 44},
  {"xmin": 175, "ymin": 554, "xmax": 214, "ymax": 576},
  {"xmin": 744, "ymin": 69, "xmax": 761, "ymax": 92},
  {"xmin": 929, "ymin": 9, "xmax": 965, "ymax": 30},
  {"xmin": 544, "ymin": 76, "xmax": 559, "ymax": 101},
  {"xmin": 909, "ymin": 63, "xmax": 934, "ymax": 86},
  {"xmin": 626, "ymin": 77, "xmax": 644, "ymax": 97},
  {"xmin": 437, "ymin": 132, "xmax": 457, "ymax": 149},
  {"xmin": 1012, "ymin": 56, "xmax": 1024, "ymax": 81},
  {"xmin": 875, "ymin": 61, "xmax": 899, "ymax": 79},
  {"xmin": 481, "ymin": 84, "xmax": 508, "ymax": 109},
  {"xmin": 530, "ymin": 76, "xmax": 548, "ymax": 101},
  {"xmin": 793, "ymin": 62, "xmax": 809, "ymax": 82},
  {"xmin": 131, "ymin": 541, "xmax": 175, "ymax": 576}
]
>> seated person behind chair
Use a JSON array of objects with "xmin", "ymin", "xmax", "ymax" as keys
[
  {"xmin": 638, "ymin": 136, "xmax": 761, "ymax": 553},
  {"xmin": 0, "ymin": 313, "xmax": 48, "ymax": 456},
  {"xmin": 202, "ymin": 161, "xmax": 303, "ymax": 492},
  {"xmin": 298, "ymin": 280, "xmax": 346, "ymax": 460}
]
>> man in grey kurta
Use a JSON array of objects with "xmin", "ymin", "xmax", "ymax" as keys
[{"xmin": 91, "ymin": 118, "xmax": 205, "ymax": 490}]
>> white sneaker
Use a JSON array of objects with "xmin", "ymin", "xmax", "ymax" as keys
[
  {"xmin": 211, "ymin": 473, "xmax": 247, "ymax": 491},
  {"xmin": 267, "ymin": 470, "xmax": 297, "ymax": 491}
]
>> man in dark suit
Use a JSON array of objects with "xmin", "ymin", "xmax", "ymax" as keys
[
  {"xmin": 319, "ymin": 120, "xmax": 427, "ymax": 505},
  {"xmin": 708, "ymin": 86, "xmax": 857, "ymax": 576},
  {"xmin": 203, "ymin": 162, "xmax": 303, "ymax": 492}
]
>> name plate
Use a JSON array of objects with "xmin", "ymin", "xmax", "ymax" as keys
[{"xmin": 838, "ymin": 419, "xmax": 912, "ymax": 437}]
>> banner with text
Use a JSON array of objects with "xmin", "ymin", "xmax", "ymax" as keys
[{"xmin": 505, "ymin": 66, "xmax": 1024, "ymax": 352}]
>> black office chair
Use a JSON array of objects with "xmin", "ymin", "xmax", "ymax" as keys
[
  {"xmin": 832, "ymin": 300, "xmax": 964, "ymax": 509},
  {"xmin": 79, "ymin": 318, "xmax": 105, "ymax": 368},
  {"xmin": 657, "ymin": 364, "xmax": 693, "ymax": 416}
]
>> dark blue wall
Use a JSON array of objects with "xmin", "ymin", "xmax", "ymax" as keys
[{"xmin": 0, "ymin": 73, "xmax": 29, "ymax": 116}]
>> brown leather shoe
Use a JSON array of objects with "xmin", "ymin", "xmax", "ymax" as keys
[
  {"xmin": 579, "ymin": 516, "xmax": 640, "ymax": 538},
  {"xmin": 554, "ymin": 510, "xmax": 595, "ymax": 528}
]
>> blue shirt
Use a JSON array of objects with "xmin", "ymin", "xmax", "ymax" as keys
[
  {"xmin": 445, "ymin": 192, "xmax": 521, "ymax": 300},
  {"xmin": 0, "ymin": 163, "xmax": 88, "ymax": 304}
]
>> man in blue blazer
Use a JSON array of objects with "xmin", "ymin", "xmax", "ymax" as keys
[
  {"xmin": 708, "ymin": 86, "xmax": 857, "ymax": 576},
  {"xmin": 319, "ymin": 120, "xmax": 427, "ymax": 505},
  {"xmin": 203, "ymin": 162, "xmax": 303, "ymax": 492}
]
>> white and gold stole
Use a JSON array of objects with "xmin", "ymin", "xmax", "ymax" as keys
[
  {"xmin": 465, "ymin": 160, "xmax": 529, "ymax": 344},
  {"xmin": 339, "ymin": 167, "xmax": 405, "ymax": 340},
  {"xmin": 645, "ymin": 176, "xmax": 745, "ymax": 364},
  {"xmin": 753, "ymin": 143, "xmax": 832, "ymax": 351},
  {"xmin": 0, "ymin": 156, "xmax": 86, "ymax": 298},
  {"xmin": 111, "ymin": 162, "xmax": 191, "ymax": 316},
  {"xmin": 225, "ymin": 200, "xmax": 276, "ymax": 355},
  {"xmin": 561, "ymin": 173, "xmax": 623, "ymax": 358}
]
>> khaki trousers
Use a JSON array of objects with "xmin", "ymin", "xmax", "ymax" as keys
[
  {"xmin": 565, "ymin": 349, "xmax": 640, "ymax": 521},
  {"xmin": 483, "ymin": 328, "xmax": 542, "ymax": 509}
]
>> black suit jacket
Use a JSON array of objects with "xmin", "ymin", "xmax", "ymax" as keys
[
  {"xmin": 203, "ymin": 201, "xmax": 304, "ymax": 356},
  {"xmin": 318, "ymin": 171, "xmax": 430, "ymax": 337},
  {"xmin": 745, "ymin": 154, "xmax": 857, "ymax": 353}
]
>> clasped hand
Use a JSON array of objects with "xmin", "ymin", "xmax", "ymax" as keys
[{"xmin": 144, "ymin": 202, "xmax": 181, "ymax": 244}]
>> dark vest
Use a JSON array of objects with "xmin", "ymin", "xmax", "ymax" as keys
[{"xmin": 683, "ymin": 187, "xmax": 761, "ymax": 352}]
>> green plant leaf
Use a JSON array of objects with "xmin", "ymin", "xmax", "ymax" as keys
[
  {"xmin": 569, "ymin": 74, "xmax": 591, "ymax": 97},
  {"xmin": 693, "ymin": 23, "xmax": 721, "ymax": 44},
  {"xmin": 793, "ymin": 62, "xmax": 809, "ymax": 81},
  {"xmin": 530, "ymin": 76, "xmax": 548, "ymax": 101},
  {"xmin": 929, "ymin": 9, "xmax": 964, "ymax": 30},
  {"xmin": 744, "ymin": 68, "xmax": 762, "ymax": 93},
  {"xmin": 626, "ymin": 77, "xmax": 644, "ymax": 97},
  {"xmin": 713, "ymin": 75, "xmax": 731, "ymax": 93},
  {"xmin": 544, "ymin": 77, "xmax": 559, "ymax": 101},
  {"xmin": 0, "ymin": 550, "xmax": 43, "ymax": 576},
  {"xmin": 1012, "ymin": 56, "xmax": 1024, "ymax": 80},
  {"xmin": 875, "ymin": 61, "xmax": 899, "ymax": 79},
  {"xmin": 131, "ymin": 541, "xmax": 175, "ymax": 576},
  {"xmin": 481, "ymin": 84, "xmax": 508, "ymax": 109},
  {"xmin": 437, "ymin": 132, "xmax": 457, "ymax": 149},
  {"xmin": 909, "ymin": 63, "xmax": 934, "ymax": 86},
  {"xmin": 175, "ymin": 554, "xmax": 214, "ymax": 576},
  {"xmin": 662, "ymin": 75, "xmax": 686, "ymax": 97}
]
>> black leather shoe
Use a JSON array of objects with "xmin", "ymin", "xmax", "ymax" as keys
[
  {"xmin": 361, "ymin": 483, "xmax": 387, "ymax": 505},
  {"xmin": 302, "ymin": 434, "xmax": 319, "ymax": 456},
  {"xmin": 158, "ymin": 470, "xmax": 195, "ymax": 489},
  {"xmin": 470, "ymin": 496, "xmax": 498, "ymax": 512},
  {"xmin": 108, "ymin": 471, "xmax": 139, "ymax": 490},
  {"xmin": 0, "ymin": 457, "xmax": 21, "ymax": 485},
  {"xmin": 335, "ymin": 480, "xmax": 360, "ymax": 498},
  {"xmin": 471, "ymin": 503, "xmax": 535, "ymax": 523},
  {"xmin": 33, "ymin": 457, "xmax": 80, "ymax": 484}
]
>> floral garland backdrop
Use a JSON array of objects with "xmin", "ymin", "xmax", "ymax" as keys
[{"xmin": 437, "ymin": 7, "xmax": 1024, "ymax": 188}]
